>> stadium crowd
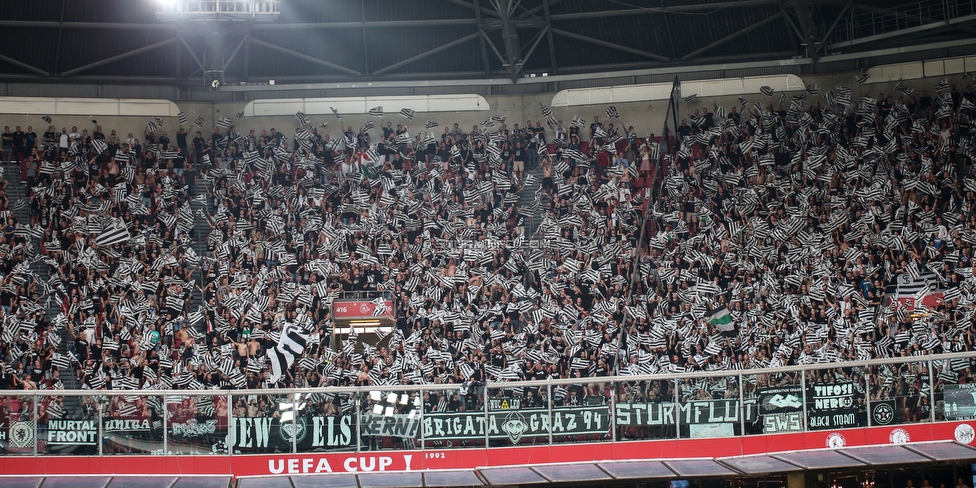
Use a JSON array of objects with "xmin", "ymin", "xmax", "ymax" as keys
[{"xmin": 0, "ymin": 78, "xmax": 975, "ymax": 421}]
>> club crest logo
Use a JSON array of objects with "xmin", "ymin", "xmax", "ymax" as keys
[
  {"xmin": 955, "ymin": 424, "xmax": 975, "ymax": 444},
  {"xmin": 9, "ymin": 421, "xmax": 34, "ymax": 448},
  {"xmin": 873, "ymin": 402, "xmax": 895, "ymax": 425},
  {"xmin": 889, "ymin": 428, "xmax": 910, "ymax": 444},
  {"xmin": 826, "ymin": 432, "xmax": 846, "ymax": 448}
]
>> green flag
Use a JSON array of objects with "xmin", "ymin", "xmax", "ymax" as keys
[{"xmin": 708, "ymin": 306, "xmax": 734, "ymax": 332}]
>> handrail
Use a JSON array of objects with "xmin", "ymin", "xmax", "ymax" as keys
[{"xmin": 16, "ymin": 350, "xmax": 975, "ymax": 397}]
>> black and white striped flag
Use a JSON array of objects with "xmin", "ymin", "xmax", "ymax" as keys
[
  {"xmin": 682, "ymin": 94, "xmax": 697, "ymax": 102},
  {"xmin": 760, "ymin": 86, "xmax": 774, "ymax": 96},
  {"xmin": 147, "ymin": 119, "xmax": 158, "ymax": 132},
  {"xmin": 856, "ymin": 71, "xmax": 870, "ymax": 85},
  {"xmin": 92, "ymin": 138, "xmax": 108, "ymax": 155},
  {"xmin": 267, "ymin": 321, "xmax": 307, "ymax": 384},
  {"xmin": 178, "ymin": 112, "xmax": 187, "ymax": 125},
  {"xmin": 606, "ymin": 106, "xmax": 619, "ymax": 118},
  {"xmin": 368, "ymin": 106, "xmax": 383, "ymax": 117},
  {"xmin": 95, "ymin": 218, "xmax": 130, "ymax": 247},
  {"xmin": 194, "ymin": 115, "xmax": 204, "ymax": 127},
  {"xmin": 905, "ymin": 261, "xmax": 920, "ymax": 282},
  {"xmin": 425, "ymin": 121, "xmax": 438, "ymax": 129},
  {"xmin": 399, "ymin": 108, "xmax": 415, "ymax": 120},
  {"xmin": 296, "ymin": 111, "xmax": 310, "ymax": 127},
  {"xmin": 936, "ymin": 78, "xmax": 949, "ymax": 92},
  {"xmin": 236, "ymin": 110, "xmax": 245, "ymax": 119},
  {"xmin": 217, "ymin": 116, "xmax": 231, "ymax": 129}
]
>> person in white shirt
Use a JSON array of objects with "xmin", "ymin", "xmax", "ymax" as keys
[
  {"xmin": 58, "ymin": 128, "xmax": 70, "ymax": 160},
  {"xmin": 555, "ymin": 121, "xmax": 567, "ymax": 142}
]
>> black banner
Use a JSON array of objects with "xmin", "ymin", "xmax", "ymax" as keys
[
  {"xmin": 807, "ymin": 383, "xmax": 858, "ymax": 429},
  {"xmin": 871, "ymin": 400, "xmax": 897, "ymax": 425},
  {"xmin": 811, "ymin": 383, "xmax": 855, "ymax": 410},
  {"xmin": 360, "ymin": 406, "xmax": 611, "ymax": 444},
  {"xmin": 232, "ymin": 416, "xmax": 355, "ymax": 451},
  {"xmin": 758, "ymin": 387, "xmax": 804, "ymax": 414},
  {"xmin": 615, "ymin": 400, "xmax": 757, "ymax": 426},
  {"xmin": 759, "ymin": 387, "xmax": 804, "ymax": 433}
]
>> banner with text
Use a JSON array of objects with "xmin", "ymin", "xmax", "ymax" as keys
[
  {"xmin": 759, "ymin": 386, "xmax": 804, "ymax": 433},
  {"xmin": 807, "ymin": 382, "xmax": 858, "ymax": 429},
  {"xmin": 232, "ymin": 416, "xmax": 355, "ymax": 451},
  {"xmin": 615, "ymin": 400, "xmax": 757, "ymax": 427}
]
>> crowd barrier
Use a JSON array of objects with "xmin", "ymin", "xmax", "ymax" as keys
[{"xmin": 3, "ymin": 351, "xmax": 974, "ymax": 461}]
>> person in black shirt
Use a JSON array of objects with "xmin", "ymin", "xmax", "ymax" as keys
[
  {"xmin": 677, "ymin": 119, "xmax": 692, "ymax": 141},
  {"xmin": 24, "ymin": 126, "xmax": 36, "ymax": 159},
  {"xmin": 158, "ymin": 131, "xmax": 171, "ymax": 150},
  {"xmin": 176, "ymin": 127, "xmax": 188, "ymax": 156},
  {"xmin": 192, "ymin": 131, "xmax": 205, "ymax": 164},
  {"xmin": 1, "ymin": 126, "xmax": 11, "ymax": 162},
  {"xmin": 12, "ymin": 126, "xmax": 25, "ymax": 162}
]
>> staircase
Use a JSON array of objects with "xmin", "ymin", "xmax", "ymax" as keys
[
  {"xmin": 519, "ymin": 168, "xmax": 546, "ymax": 239},
  {"xmin": 4, "ymin": 164, "xmax": 82, "ymax": 399},
  {"xmin": 188, "ymin": 180, "xmax": 211, "ymax": 335}
]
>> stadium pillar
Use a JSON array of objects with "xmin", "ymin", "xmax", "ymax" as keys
[{"xmin": 788, "ymin": 472, "xmax": 805, "ymax": 488}]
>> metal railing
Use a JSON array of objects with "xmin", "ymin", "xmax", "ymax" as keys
[
  {"xmin": 4, "ymin": 350, "xmax": 975, "ymax": 457},
  {"xmin": 828, "ymin": 0, "xmax": 976, "ymax": 47}
]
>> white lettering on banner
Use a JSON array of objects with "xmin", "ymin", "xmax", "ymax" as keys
[
  {"xmin": 0, "ymin": 422, "xmax": 6, "ymax": 441},
  {"xmin": 233, "ymin": 417, "xmax": 354, "ymax": 448},
  {"xmin": 103, "ymin": 419, "xmax": 152, "ymax": 431},
  {"xmin": 171, "ymin": 419, "xmax": 217, "ymax": 437},
  {"xmin": 813, "ymin": 383, "xmax": 855, "ymax": 410},
  {"xmin": 47, "ymin": 420, "xmax": 98, "ymax": 445},
  {"xmin": 615, "ymin": 401, "xmax": 757, "ymax": 426},
  {"xmin": 420, "ymin": 407, "xmax": 610, "ymax": 441},
  {"xmin": 267, "ymin": 454, "xmax": 411, "ymax": 474},
  {"xmin": 808, "ymin": 413, "xmax": 857, "ymax": 429},
  {"xmin": 763, "ymin": 412, "xmax": 803, "ymax": 433}
]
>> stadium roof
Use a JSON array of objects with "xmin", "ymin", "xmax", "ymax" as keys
[{"xmin": 0, "ymin": 0, "xmax": 975, "ymax": 88}]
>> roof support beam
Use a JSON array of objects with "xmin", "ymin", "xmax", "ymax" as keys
[
  {"xmin": 251, "ymin": 18, "xmax": 479, "ymax": 29},
  {"xmin": 373, "ymin": 32, "xmax": 480, "ymax": 76},
  {"xmin": 817, "ymin": 0, "xmax": 852, "ymax": 56},
  {"xmin": 542, "ymin": 0, "xmax": 558, "ymax": 73},
  {"xmin": 551, "ymin": 28, "xmax": 669, "ymax": 63},
  {"xmin": 681, "ymin": 12, "xmax": 783, "ymax": 61},
  {"xmin": 492, "ymin": 0, "xmax": 523, "ymax": 81},
  {"xmin": 0, "ymin": 53, "xmax": 49, "ymax": 77},
  {"xmin": 62, "ymin": 37, "xmax": 178, "ymax": 76},
  {"xmin": 222, "ymin": 34, "xmax": 248, "ymax": 71},
  {"xmin": 517, "ymin": 0, "xmax": 562, "ymax": 20},
  {"xmin": 473, "ymin": 0, "xmax": 492, "ymax": 76},
  {"xmin": 442, "ymin": 0, "xmax": 499, "ymax": 18},
  {"xmin": 549, "ymin": 0, "xmax": 779, "ymax": 21},
  {"xmin": 247, "ymin": 37, "xmax": 362, "ymax": 77},
  {"xmin": 361, "ymin": 0, "xmax": 370, "ymax": 74},
  {"xmin": 179, "ymin": 34, "xmax": 205, "ymax": 71},
  {"xmin": 480, "ymin": 29, "xmax": 508, "ymax": 65},
  {"xmin": 0, "ymin": 20, "xmax": 176, "ymax": 30},
  {"xmin": 520, "ymin": 26, "xmax": 549, "ymax": 73},
  {"xmin": 790, "ymin": 0, "xmax": 819, "ymax": 60}
]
